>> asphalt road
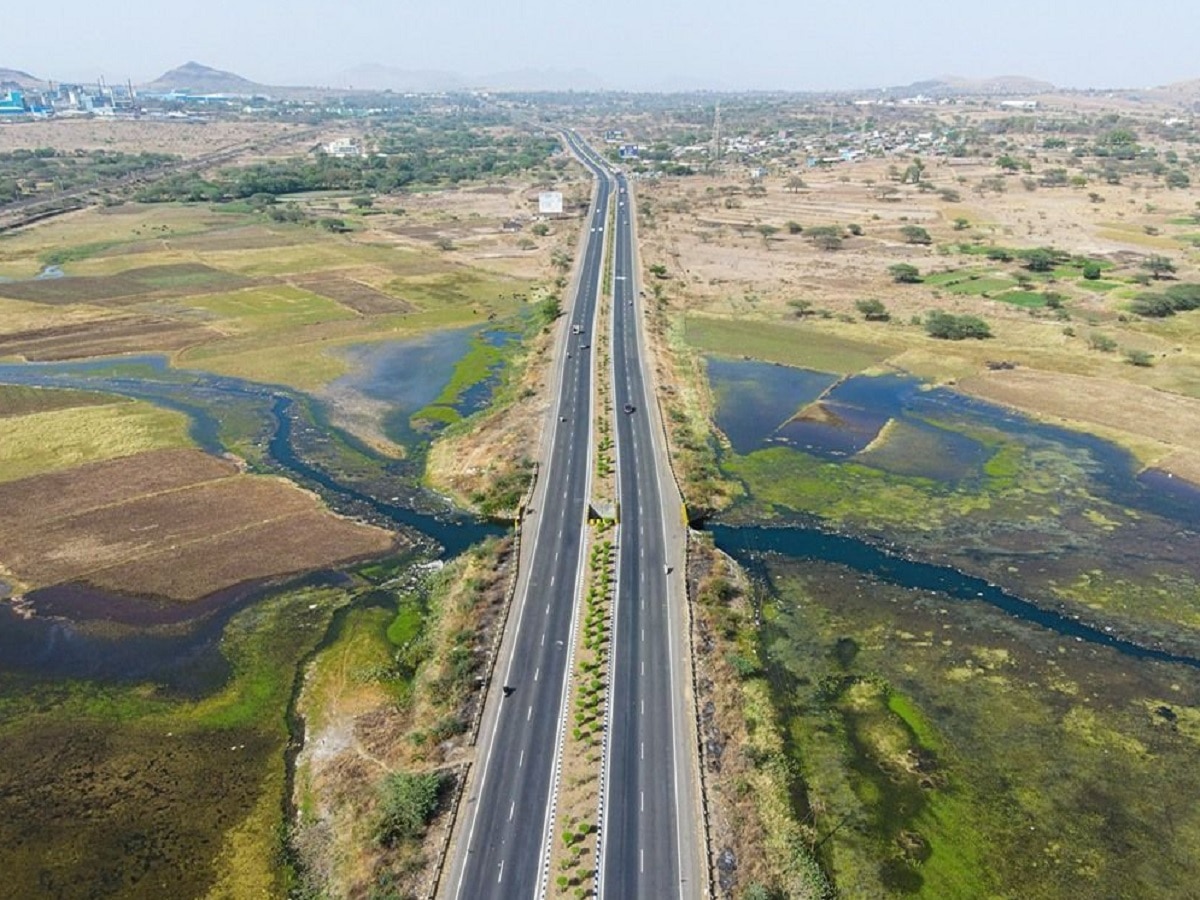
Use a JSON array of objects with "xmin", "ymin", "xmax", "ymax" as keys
[
  {"xmin": 600, "ymin": 168, "xmax": 703, "ymax": 898},
  {"xmin": 446, "ymin": 132, "xmax": 610, "ymax": 900}
]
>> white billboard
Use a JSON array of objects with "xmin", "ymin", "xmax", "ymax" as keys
[{"xmin": 538, "ymin": 191, "xmax": 563, "ymax": 214}]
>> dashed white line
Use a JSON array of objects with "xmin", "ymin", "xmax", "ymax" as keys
[
  {"xmin": 527, "ymin": 705, "xmax": 533, "ymax": 722},
  {"xmin": 498, "ymin": 860, "xmax": 505, "ymax": 884},
  {"xmin": 519, "ymin": 749, "xmax": 524, "ymax": 768},
  {"xmin": 534, "ymin": 666, "xmax": 540, "ymax": 682}
]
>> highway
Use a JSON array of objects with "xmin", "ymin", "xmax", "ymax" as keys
[
  {"xmin": 445, "ymin": 132, "xmax": 611, "ymax": 900},
  {"xmin": 599, "ymin": 167, "xmax": 704, "ymax": 897}
]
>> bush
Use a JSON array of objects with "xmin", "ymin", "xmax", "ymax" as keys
[
  {"xmin": 1082, "ymin": 262, "xmax": 1103, "ymax": 280},
  {"xmin": 900, "ymin": 225, "xmax": 932, "ymax": 245},
  {"xmin": 924, "ymin": 310, "xmax": 992, "ymax": 340},
  {"xmin": 888, "ymin": 263, "xmax": 922, "ymax": 283},
  {"xmin": 1125, "ymin": 349, "xmax": 1154, "ymax": 367},
  {"xmin": 374, "ymin": 771, "xmax": 447, "ymax": 846}
]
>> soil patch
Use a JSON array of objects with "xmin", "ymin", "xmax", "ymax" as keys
[{"xmin": 0, "ymin": 448, "xmax": 394, "ymax": 601}]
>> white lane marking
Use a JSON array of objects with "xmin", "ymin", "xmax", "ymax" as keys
[
  {"xmin": 640, "ymin": 741, "xmax": 644, "ymax": 760},
  {"xmin": 535, "ymin": 666, "xmax": 540, "ymax": 682},
  {"xmin": 519, "ymin": 749, "xmax": 524, "ymax": 768},
  {"xmin": 541, "ymin": 632, "xmax": 545, "ymax": 646},
  {"xmin": 641, "ymin": 790, "xmax": 644, "ymax": 812},
  {"xmin": 498, "ymin": 860, "xmax": 504, "ymax": 883},
  {"xmin": 509, "ymin": 801, "xmax": 515, "ymax": 822},
  {"xmin": 640, "ymin": 848, "xmax": 644, "ymax": 874},
  {"xmin": 550, "ymin": 573, "xmax": 556, "ymax": 587},
  {"xmin": 527, "ymin": 705, "xmax": 533, "ymax": 722},
  {"xmin": 545, "ymin": 604, "xmax": 551, "ymax": 615}
]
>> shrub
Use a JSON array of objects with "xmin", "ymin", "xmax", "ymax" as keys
[
  {"xmin": 1125, "ymin": 349, "xmax": 1154, "ymax": 367},
  {"xmin": 924, "ymin": 310, "xmax": 992, "ymax": 340},
  {"xmin": 374, "ymin": 771, "xmax": 446, "ymax": 846}
]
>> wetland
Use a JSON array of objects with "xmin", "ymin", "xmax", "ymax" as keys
[{"xmin": 700, "ymin": 354, "xmax": 1200, "ymax": 898}]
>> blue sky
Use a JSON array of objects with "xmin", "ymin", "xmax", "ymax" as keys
[{"xmin": 3, "ymin": 0, "xmax": 1196, "ymax": 90}]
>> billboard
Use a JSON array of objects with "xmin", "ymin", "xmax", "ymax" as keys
[{"xmin": 538, "ymin": 191, "xmax": 563, "ymax": 214}]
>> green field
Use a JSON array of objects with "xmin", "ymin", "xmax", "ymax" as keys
[
  {"xmin": 0, "ymin": 401, "xmax": 192, "ymax": 482},
  {"xmin": 685, "ymin": 314, "xmax": 895, "ymax": 374}
]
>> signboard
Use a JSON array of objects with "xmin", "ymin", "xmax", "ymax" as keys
[{"xmin": 538, "ymin": 191, "xmax": 563, "ymax": 214}]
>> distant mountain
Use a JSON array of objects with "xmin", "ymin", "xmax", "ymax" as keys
[
  {"xmin": 0, "ymin": 67, "xmax": 45, "ymax": 90},
  {"xmin": 886, "ymin": 74, "xmax": 1056, "ymax": 97},
  {"xmin": 325, "ymin": 64, "xmax": 466, "ymax": 93},
  {"xmin": 477, "ymin": 68, "xmax": 607, "ymax": 92},
  {"xmin": 143, "ymin": 61, "xmax": 265, "ymax": 94}
]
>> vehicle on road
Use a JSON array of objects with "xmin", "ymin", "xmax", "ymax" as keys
[{"xmin": 623, "ymin": 403, "xmax": 636, "ymax": 414}]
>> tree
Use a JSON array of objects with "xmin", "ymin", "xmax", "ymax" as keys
[
  {"xmin": 1022, "ymin": 247, "xmax": 1058, "ymax": 272},
  {"xmin": 756, "ymin": 223, "xmax": 779, "ymax": 246},
  {"xmin": 1143, "ymin": 254, "xmax": 1176, "ymax": 280},
  {"xmin": 350, "ymin": 195, "xmax": 373, "ymax": 209},
  {"xmin": 847, "ymin": 223, "xmax": 863, "ymax": 236},
  {"xmin": 531, "ymin": 222, "xmax": 550, "ymax": 236},
  {"xmin": 855, "ymin": 298, "xmax": 890, "ymax": 321},
  {"xmin": 785, "ymin": 175, "xmax": 807, "ymax": 192},
  {"xmin": 808, "ymin": 225, "xmax": 843, "ymax": 251},
  {"xmin": 786, "ymin": 220, "xmax": 803, "ymax": 235},
  {"xmin": 924, "ymin": 310, "xmax": 991, "ymax": 340},
  {"xmin": 953, "ymin": 217, "xmax": 969, "ymax": 231},
  {"xmin": 319, "ymin": 217, "xmax": 348, "ymax": 233},
  {"xmin": 788, "ymin": 298, "xmax": 814, "ymax": 317},
  {"xmin": 648, "ymin": 263, "xmax": 668, "ymax": 279},
  {"xmin": 996, "ymin": 155, "xmax": 1022, "ymax": 172},
  {"xmin": 900, "ymin": 225, "xmax": 932, "ymax": 245},
  {"xmin": 888, "ymin": 263, "xmax": 922, "ymax": 283},
  {"xmin": 1166, "ymin": 169, "xmax": 1191, "ymax": 189},
  {"xmin": 1081, "ymin": 262, "xmax": 1103, "ymax": 280}
]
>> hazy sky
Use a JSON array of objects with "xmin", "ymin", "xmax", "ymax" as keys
[{"xmin": 3, "ymin": 0, "xmax": 1196, "ymax": 91}]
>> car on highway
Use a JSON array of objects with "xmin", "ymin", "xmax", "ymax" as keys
[{"xmin": 623, "ymin": 403, "xmax": 636, "ymax": 414}]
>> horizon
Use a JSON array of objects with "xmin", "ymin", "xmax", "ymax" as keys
[{"xmin": 0, "ymin": 0, "xmax": 1196, "ymax": 93}]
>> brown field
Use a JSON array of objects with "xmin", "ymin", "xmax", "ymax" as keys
[
  {"xmin": 0, "ymin": 448, "xmax": 393, "ymax": 601},
  {"xmin": 289, "ymin": 273, "xmax": 414, "ymax": 315},
  {"xmin": 0, "ymin": 263, "xmax": 255, "ymax": 305},
  {"xmin": 0, "ymin": 118, "xmax": 305, "ymax": 158},
  {"xmin": 0, "ymin": 314, "xmax": 220, "ymax": 360}
]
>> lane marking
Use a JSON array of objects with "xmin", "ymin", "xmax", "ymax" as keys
[
  {"xmin": 534, "ymin": 666, "xmax": 540, "ymax": 682},
  {"xmin": 509, "ymin": 801, "xmax": 515, "ymax": 822},
  {"xmin": 498, "ymin": 860, "xmax": 504, "ymax": 884},
  {"xmin": 527, "ymin": 705, "xmax": 533, "ymax": 722},
  {"xmin": 519, "ymin": 749, "xmax": 524, "ymax": 768}
]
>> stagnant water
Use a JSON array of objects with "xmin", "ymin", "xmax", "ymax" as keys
[{"xmin": 706, "ymin": 356, "xmax": 1200, "ymax": 669}]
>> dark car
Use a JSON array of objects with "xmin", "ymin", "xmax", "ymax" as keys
[{"xmin": 623, "ymin": 403, "xmax": 636, "ymax": 414}]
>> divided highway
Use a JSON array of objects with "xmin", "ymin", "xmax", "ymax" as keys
[
  {"xmin": 445, "ymin": 133, "xmax": 611, "ymax": 899},
  {"xmin": 599, "ymin": 169, "xmax": 704, "ymax": 898}
]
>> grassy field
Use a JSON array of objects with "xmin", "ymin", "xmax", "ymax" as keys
[
  {"xmin": 0, "ymin": 400, "xmax": 192, "ymax": 482},
  {"xmin": 685, "ymin": 314, "xmax": 894, "ymax": 374}
]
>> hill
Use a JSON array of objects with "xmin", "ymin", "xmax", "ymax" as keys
[
  {"xmin": 144, "ymin": 61, "xmax": 264, "ymax": 95},
  {"xmin": 888, "ymin": 74, "xmax": 1056, "ymax": 97},
  {"xmin": 0, "ymin": 68, "xmax": 44, "ymax": 90}
]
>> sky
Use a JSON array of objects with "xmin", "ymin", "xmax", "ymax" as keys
[{"xmin": 3, "ymin": 0, "xmax": 1197, "ymax": 92}]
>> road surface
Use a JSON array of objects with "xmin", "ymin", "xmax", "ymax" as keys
[{"xmin": 445, "ymin": 132, "xmax": 611, "ymax": 900}]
